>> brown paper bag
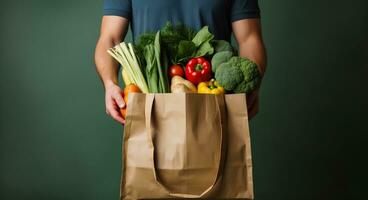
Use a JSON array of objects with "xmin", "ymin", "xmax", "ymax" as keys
[{"xmin": 121, "ymin": 93, "xmax": 253, "ymax": 199}]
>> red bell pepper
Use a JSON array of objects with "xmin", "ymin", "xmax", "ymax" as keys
[{"xmin": 185, "ymin": 57, "xmax": 212, "ymax": 85}]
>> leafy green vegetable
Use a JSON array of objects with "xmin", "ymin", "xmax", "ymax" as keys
[
  {"xmin": 161, "ymin": 48, "xmax": 170, "ymax": 92},
  {"xmin": 136, "ymin": 22, "xmax": 196, "ymax": 64},
  {"xmin": 143, "ymin": 44, "xmax": 159, "ymax": 93},
  {"xmin": 192, "ymin": 26, "xmax": 215, "ymax": 57},
  {"xmin": 194, "ymin": 42, "xmax": 214, "ymax": 57},
  {"xmin": 215, "ymin": 56, "xmax": 261, "ymax": 94},
  {"xmin": 192, "ymin": 26, "xmax": 214, "ymax": 47},
  {"xmin": 177, "ymin": 40, "xmax": 197, "ymax": 61},
  {"xmin": 161, "ymin": 22, "xmax": 196, "ymax": 42},
  {"xmin": 137, "ymin": 23, "xmax": 195, "ymax": 48},
  {"xmin": 136, "ymin": 24, "xmax": 216, "ymax": 65},
  {"xmin": 211, "ymin": 51, "xmax": 233, "ymax": 73},
  {"xmin": 136, "ymin": 35, "xmax": 155, "ymax": 49},
  {"xmin": 154, "ymin": 31, "xmax": 169, "ymax": 93},
  {"xmin": 133, "ymin": 44, "xmax": 148, "ymax": 83},
  {"xmin": 212, "ymin": 40, "xmax": 233, "ymax": 53}
]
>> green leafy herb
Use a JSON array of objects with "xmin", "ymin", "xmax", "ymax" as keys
[
  {"xmin": 192, "ymin": 26, "xmax": 214, "ymax": 47},
  {"xmin": 212, "ymin": 40, "xmax": 233, "ymax": 53},
  {"xmin": 192, "ymin": 26, "xmax": 215, "ymax": 57},
  {"xmin": 136, "ymin": 22, "xmax": 197, "ymax": 64}
]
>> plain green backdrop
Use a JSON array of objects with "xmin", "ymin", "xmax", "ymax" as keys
[{"xmin": 0, "ymin": 0, "xmax": 367, "ymax": 199}]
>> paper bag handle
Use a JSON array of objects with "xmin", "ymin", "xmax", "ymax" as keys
[{"xmin": 144, "ymin": 94, "xmax": 226, "ymax": 198}]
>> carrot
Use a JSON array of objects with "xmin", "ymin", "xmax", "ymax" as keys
[{"xmin": 120, "ymin": 84, "xmax": 142, "ymax": 118}]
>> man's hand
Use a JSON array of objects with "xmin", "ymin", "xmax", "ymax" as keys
[
  {"xmin": 105, "ymin": 83, "xmax": 126, "ymax": 124},
  {"xmin": 247, "ymin": 89, "xmax": 260, "ymax": 119}
]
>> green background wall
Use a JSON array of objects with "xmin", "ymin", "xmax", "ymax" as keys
[{"xmin": 0, "ymin": 0, "xmax": 367, "ymax": 199}]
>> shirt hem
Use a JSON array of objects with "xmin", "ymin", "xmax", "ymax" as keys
[
  {"xmin": 231, "ymin": 11, "xmax": 261, "ymax": 22},
  {"xmin": 103, "ymin": 9, "xmax": 131, "ymax": 19}
]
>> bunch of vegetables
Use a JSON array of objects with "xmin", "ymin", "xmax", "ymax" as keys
[{"xmin": 107, "ymin": 22, "xmax": 262, "ymax": 118}]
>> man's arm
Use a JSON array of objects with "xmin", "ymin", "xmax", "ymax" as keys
[
  {"xmin": 95, "ymin": 16, "xmax": 129, "ymax": 124},
  {"xmin": 232, "ymin": 19, "xmax": 267, "ymax": 118}
]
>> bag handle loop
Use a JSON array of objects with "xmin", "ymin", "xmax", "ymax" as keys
[{"xmin": 144, "ymin": 94, "xmax": 226, "ymax": 198}]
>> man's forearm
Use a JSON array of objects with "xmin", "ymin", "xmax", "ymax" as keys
[
  {"xmin": 232, "ymin": 19, "xmax": 267, "ymax": 76},
  {"xmin": 95, "ymin": 37, "xmax": 121, "ymax": 90},
  {"xmin": 238, "ymin": 36, "xmax": 267, "ymax": 76}
]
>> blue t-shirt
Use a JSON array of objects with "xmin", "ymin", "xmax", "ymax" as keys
[{"xmin": 104, "ymin": 0, "xmax": 260, "ymax": 41}]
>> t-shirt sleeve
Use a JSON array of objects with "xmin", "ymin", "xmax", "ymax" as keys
[
  {"xmin": 230, "ymin": 0, "xmax": 260, "ymax": 22},
  {"xmin": 103, "ymin": 0, "xmax": 132, "ymax": 19}
]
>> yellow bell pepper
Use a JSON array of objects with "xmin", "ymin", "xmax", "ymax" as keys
[{"xmin": 198, "ymin": 79, "xmax": 225, "ymax": 95}]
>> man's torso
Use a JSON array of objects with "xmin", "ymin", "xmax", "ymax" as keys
[{"xmin": 130, "ymin": 0, "xmax": 232, "ymax": 40}]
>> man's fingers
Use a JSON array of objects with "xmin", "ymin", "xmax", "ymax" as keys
[
  {"xmin": 106, "ymin": 98, "xmax": 125, "ymax": 124},
  {"xmin": 111, "ymin": 112, "xmax": 125, "ymax": 124},
  {"xmin": 247, "ymin": 90, "xmax": 258, "ymax": 109},
  {"xmin": 248, "ymin": 97, "xmax": 259, "ymax": 119},
  {"xmin": 104, "ymin": 84, "xmax": 126, "ymax": 125},
  {"xmin": 113, "ymin": 92, "xmax": 125, "ymax": 108},
  {"xmin": 246, "ymin": 89, "xmax": 260, "ymax": 119},
  {"xmin": 108, "ymin": 106, "xmax": 125, "ymax": 124}
]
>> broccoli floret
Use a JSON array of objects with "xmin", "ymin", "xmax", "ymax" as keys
[
  {"xmin": 215, "ymin": 62, "xmax": 243, "ymax": 91},
  {"xmin": 214, "ymin": 56, "xmax": 261, "ymax": 94},
  {"xmin": 233, "ymin": 77, "xmax": 261, "ymax": 94},
  {"xmin": 227, "ymin": 57, "xmax": 259, "ymax": 81}
]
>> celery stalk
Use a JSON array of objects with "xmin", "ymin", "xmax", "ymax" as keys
[{"xmin": 107, "ymin": 43, "xmax": 149, "ymax": 93}]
